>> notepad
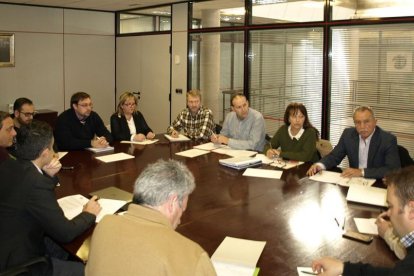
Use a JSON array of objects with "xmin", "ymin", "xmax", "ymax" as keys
[
  {"xmin": 243, "ymin": 168, "xmax": 283, "ymax": 179},
  {"xmin": 211, "ymin": 236, "xmax": 266, "ymax": 276},
  {"xmin": 213, "ymin": 147, "xmax": 257, "ymax": 157},
  {"xmin": 193, "ymin": 142, "xmax": 224, "ymax": 151},
  {"xmin": 95, "ymin": 152, "xmax": 134, "ymax": 163},
  {"xmin": 175, "ymin": 148, "xmax": 210, "ymax": 158},
  {"xmin": 57, "ymin": 194, "xmax": 127, "ymax": 223},
  {"xmin": 86, "ymin": 146, "xmax": 114, "ymax": 153},
  {"xmin": 219, "ymin": 156, "xmax": 262, "ymax": 170},
  {"xmin": 164, "ymin": 134, "xmax": 190, "ymax": 142},
  {"xmin": 270, "ymin": 160, "xmax": 304, "ymax": 170},
  {"xmin": 121, "ymin": 139, "xmax": 158, "ymax": 145},
  {"xmin": 309, "ymin": 171, "xmax": 375, "ymax": 187},
  {"xmin": 354, "ymin": 218, "xmax": 378, "ymax": 235},
  {"xmin": 346, "ymin": 184, "xmax": 387, "ymax": 207}
]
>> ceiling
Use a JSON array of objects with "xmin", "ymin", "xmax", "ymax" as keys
[{"xmin": 0, "ymin": 0, "xmax": 186, "ymax": 11}]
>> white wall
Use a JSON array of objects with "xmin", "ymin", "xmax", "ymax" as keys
[{"xmin": 0, "ymin": 4, "xmax": 115, "ymax": 124}]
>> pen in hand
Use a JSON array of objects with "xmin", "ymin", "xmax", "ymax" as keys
[{"xmin": 301, "ymin": 271, "xmax": 318, "ymax": 275}]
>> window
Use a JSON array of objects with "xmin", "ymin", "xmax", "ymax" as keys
[
  {"xmin": 249, "ymin": 28, "xmax": 323, "ymax": 136},
  {"xmin": 191, "ymin": 0, "xmax": 245, "ymax": 29},
  {"xmin": 189, "ymin": 31, "xmax": 245, "ymax": 122},
  {"xmin": 119, "ymin": 6, "xmax": 171, "ymax": 34},
  {"xmin": 330, "ymin": 24, "xmax": 414, "ymax": 160}
]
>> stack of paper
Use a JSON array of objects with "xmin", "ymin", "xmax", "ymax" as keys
[
  {"xmin": 193, "ymin": 142, "xmax": 224, "ymax": 151},
  {"xmin": 219, "ymin": 156, "xmax": 262, "ymax": 170},
  {"xmin": 346, "ymin": 184, "xmax": 387, "ymax": 207},
  {"xmin": 175, "ymin": 148, "xmax": 210, "ymax": 158},
  {"xmin": 57, "ymin": 194, "xmax": 127, "ymax": 223},
  {"xmin": 309, "ymin": 171, "xmax": 376, "ymax": 187},
  {"xmin": 354, "ymin": 218, "xmax": 378, "ymax": 235},
  {"xmin": 211, "ymin": 236, "xmax": 266, "ymax": 276},
  {"xmin": 243, "ymin": 168, "xmax": 283, "ymax": 179},
  {"xmin": 164, "ymin": 134, "xmax": 190, "ymax": 142},
  {"xmin": 95, "ymin": 152, "xmax": 134, "ymax": 163}
]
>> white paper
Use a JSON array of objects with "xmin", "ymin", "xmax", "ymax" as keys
[
  {"xmin": 86, "ymin": 146, "xmax": 114, "ymax": 153},
  {"xmin": 297, "ymin": 267, "xmax": 317, "ymax": 275},
  {"xmin": 211, "ymin": 236, "xmax": 266, "ymax": 276},
  {"xmin": 58, "ymin": 194, "xmax": 127, "ymax": 223},
  {"xmin": 212, "ymin": 147, "xmax": 257, "ymax": 157},
  {"xmin": 270, "ymin": 160, "xmax": 304, "ymax": 170},
  {"xmin": 354, "ymin": 218, "xmax": 378, "ymax": 235},
  {"xmin": 175, "ymin": 148, "xmax": 210, "ymax": 158},
  {"xmin": 164, "ymin": 134, "xmax": 190, "ymax": 142},
  {"xmin": 120, "ymin": 139, "xmax": 158, "ymax": 145},
  {"xmin": 193, "ymin": 142, "xmax": 224, "ymax": 151},
  {"xmin": 243, "ymin": 168, "xmax": 283, "ymax": 179},
  {"xmin": 254, "ymin": 154, "xmax": 273, "ymax": 165},
  {"xmin": 58, "ymin": 152, "xmax": 68, "ymax": 160},
  {"xmin": 309, "ymin": 171, "xmax": 375, "ymax": 187},
  {"xmin": 95, "ymin": 152, "xmax": 134, "ymax": 163},
  {"xmin": 346, "ymin": 184, "xmax": 387, "ymax": 207}
]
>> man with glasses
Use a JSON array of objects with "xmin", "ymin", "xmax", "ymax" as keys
[
  {"xmin": 54, "ymin": 91, "xmax": 113, "ymax": 150},
  {"xmin": 13, "ymin": 97, "xmax": 36, "ymax": 129}
]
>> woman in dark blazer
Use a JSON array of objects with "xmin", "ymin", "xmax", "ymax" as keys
[{"xmin": 110, "ymin": 92, "xmax": 155, "ymax": 141}]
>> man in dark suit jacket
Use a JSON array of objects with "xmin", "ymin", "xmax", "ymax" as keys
[
  {"xmin": 54, "ymin": 91, "xmax": 113, "ymax": 150},
  {"xmin": 0, "ymin": 111, "xmax": 16, "ymax": 163},
  {"xmin": 0, "ymin": 121, "xmax": 101, "ymax": 275},
  {"xmin": 307, "ymin": 106, "xmax": 400, "ymax": 179}
]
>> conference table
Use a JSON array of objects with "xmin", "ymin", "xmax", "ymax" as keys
[{"xmin": 56, "ymin": 135, "xmax": 397, "ymax": 275}]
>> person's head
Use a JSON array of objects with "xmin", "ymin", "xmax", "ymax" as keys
[
  {"xmin": 186, "ymin": 90, "xmax": 202, "ymax": 115},
  {"xmin": 13, "ymin": 97, "xmax": 35, "ymax": 127},
  {"xmin": 284, "ymin": 102, "xmax": 319, "ymax": 137},
  {"xmin": 230, "ymin": 92, "xmax": 249, "ymax": 120},
  {"xmin": 71, "ymin": 92, "xmax": 93, "ymax": 119},
  {"xmin": 133, "ymin": 159, "xmax": 195, "ymax": 229},
  {"xmin": 353, "ymin": 106, "xmax": 377, "ymax": 140},
  {"xmin": 15, "ymin": 120, "xmax": 55, "ymax": 164},
  {"xmin": 116, "ymin": 92, "xmax": 138, "ymax": 117},
  {"xmin": 0, "ymin": 111, "xmax": 16, "ymax": 147},
  {"xmin": 386, "ymin": 166, "xmax": 414, "ymax": 237}
]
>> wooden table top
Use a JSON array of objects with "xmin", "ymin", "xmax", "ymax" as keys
[{"xmin": 56, "ymin": 135, "xmax": 397, "ymax": 275}]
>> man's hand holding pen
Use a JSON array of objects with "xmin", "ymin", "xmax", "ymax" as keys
[
  {"xmin": 210, "ymin": 133, "xmax": 228, "ymax": 145},
  {"xmin": 43, "ymin": 157, "xmax": 62, "ymax": 177},
  {"xmin": 83, "ymin": 195, "xmax": 102, "ymax": 217},
  {"xmin": 91, "ymin": 136, "xmax": 109, "ymax": 148}
]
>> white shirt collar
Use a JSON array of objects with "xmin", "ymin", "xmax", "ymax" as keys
[{"xmin": 288, "ymin": 125, "xmax": 304, "ymax": 140}]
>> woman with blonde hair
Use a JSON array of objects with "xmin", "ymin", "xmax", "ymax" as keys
[
  {"xmin": 110, "ymin": 92, "xmax": 155, "ymax": 142},
  {"xmin": 264, "ymin": 102, "xmax": 319, "ymax": 162}
]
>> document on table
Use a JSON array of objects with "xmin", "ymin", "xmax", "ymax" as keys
[
  {"xmin": 354, "ymin": 218, "xmax": 378, "ymax": 235},
  {"xmin": 85, "ymin": 146, "xmax": 114, "ymax": 153},
  {"xmin": 193, "ymin": 142, "xmax": 224, "ymax": 151},
  {"xmin": 57, "ymin": 152, "xmax": 68, "ymax": 160},
  {"xmin": 297, "ymin": 267, "xmax": 317, "ymax": 275},
  {"xmin": 175, "ymin": 148, "xmax": 210, "ymax": 158},
  {"xmin": 95, "ymin": 152, "xmax": 134, "ymax": 163},
  {"xmin": 254, "ymin": 154, "xmax": 273, "ymax": 165},
  {"xmin": 309, "ymin": 171, "xmax": 375, "ymax": 187},
  {"xmin": 212, "ymin": 147, "xmax": 257, "ymax": 157},
  {"xmin": 57, "ymin": 194, "xmax": 127, "ymax": 223},
  {"xmin": 211, "ymin": 236, "xmax": 266, "ymax": 276},
  {"xmin": 164, "ymin": 134, "xmax": 190, "ymax": 142},
  {"xmin": 243, "ymin": 168, "xmax": 283, "ymax": 179},
  {"xmin": 346, "ymin": 184, "xmax": 387, "ymax": 207},
  {"xmin": 270, "ymin": 160, "xmax": 304, "ymax": 170},
  {"xmin": 120, "ymin": 139, "xmax": 158, "ymax": 145}
]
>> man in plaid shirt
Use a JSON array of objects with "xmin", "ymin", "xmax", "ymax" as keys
[{"xmin": 167, "ymin": 90, "xmax": 215, "ymax": 140}]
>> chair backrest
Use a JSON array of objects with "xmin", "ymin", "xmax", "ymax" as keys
[
  {"xmin": 398, "ymin": 145, "xmax": 414, "ymax": 168},
  {"xmin": 316, "ymin": 139, "xmax": 333, "ymax": 158}
]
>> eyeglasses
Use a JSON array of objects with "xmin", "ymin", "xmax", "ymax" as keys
[
  {"xmin": 20, "ymin": 111, "xmax": 37, "ymax": 117},
  {"xmin": 123, "ymin": 103, "xmax": 136, "ymax": 107},
  {"xmin": 77, "ymin": 103, "xmax": 93, "ymax": 108}
]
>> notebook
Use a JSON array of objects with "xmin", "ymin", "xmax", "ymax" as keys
[{"xmin": 219, "ymin": 156, "xmax": 262, "ymax": 170}]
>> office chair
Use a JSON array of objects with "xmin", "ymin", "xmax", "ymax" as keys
[
  {"xmin": 0, "ymin": 257, "xmax": 48, "ymax": 276},
  {"xmin": 398, "ymin": 145, "xmax": 414, "ymax": 168},
  {"xmin": 316, "ymin": 139, "xmax": 333, "ymax": 159}
]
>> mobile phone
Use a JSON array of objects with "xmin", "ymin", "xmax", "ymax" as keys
[{"xmin": 342, "ymin": 230, "xmax": 373, "ymax": 244}]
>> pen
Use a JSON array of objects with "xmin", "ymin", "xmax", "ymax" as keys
[
  {"xmin": 301, "ymin": 271, "xmax": 318, "ymax": 275},
  {"xmin": 61, "ymin": 166, "xmax": 74, "ymax": 170},
  {"xmin": 334, "ymin": 217, "xmax": 340, "ymax": 227}
]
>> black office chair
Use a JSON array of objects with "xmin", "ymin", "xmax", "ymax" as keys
[
  {"xmin": 398, "ymin": 145, "xmax": 414, "ymax": 168},
  {"xmin": 0, "ymin": 257, "xmax": 48, "ymax": 276}
]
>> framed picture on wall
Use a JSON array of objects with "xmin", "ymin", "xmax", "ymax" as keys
[{"xmin": 0, "ymin": 33, "xmax": 15, "ymax": 67}]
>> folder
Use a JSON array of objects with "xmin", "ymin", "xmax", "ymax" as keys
[{"xmin": 219, "ymin": 156, "xmax": 262, "ymax": 170}]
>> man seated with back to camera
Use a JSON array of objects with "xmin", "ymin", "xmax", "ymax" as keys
[
  {"xmin": 0, "ymin": 121, "xmax": 101, "ymax": 275},
  {"xmin": 307, "ymin": 106, "xmax": 400, "ymax": 179},
  {"xmin": 54, "ymin": 91, "xmax": 113, "ymax": 151},
  {"xmin": 86, "ymin": 159, "xmax": 217, "ymax": 276}
]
